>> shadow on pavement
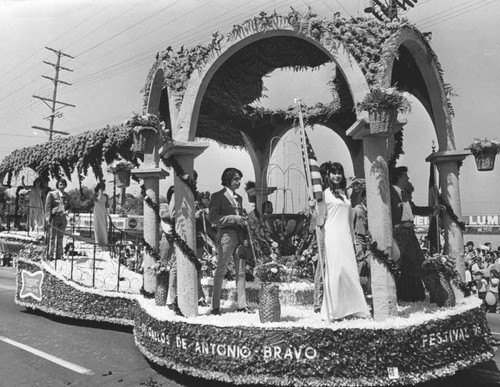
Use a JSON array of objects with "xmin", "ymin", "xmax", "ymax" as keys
[{"xmin": 22, "ymin": 307, "xmax": 133, "ymax": 333}]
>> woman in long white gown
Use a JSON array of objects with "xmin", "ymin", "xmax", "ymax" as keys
[
  {"xmin": 93, "ymin": 182, "xmax": 109, "ymax": 246},
  {"xmin": 313, "ymin": 162, "xmax": 370, "ymax": 321},
  {"xmin": 24, "ymin": 178, "xmax": 46, "ymax": 235}
]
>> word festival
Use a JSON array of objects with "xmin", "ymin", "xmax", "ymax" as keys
[
  {"xmin": 420, "ymin": 325, "xmax": 485, "ymax": 348},
  {"xmin": 139, "ymin": 323, "xmax": 318, "ymax": 360}
]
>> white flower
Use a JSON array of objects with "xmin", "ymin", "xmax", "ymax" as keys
[{"xmin": 270, "ymin": 268, "xmax": 278, "ymax": 274}]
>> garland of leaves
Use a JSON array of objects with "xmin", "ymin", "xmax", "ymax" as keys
[
  {"xmin": 0, "ymin": 124, "xmax": 138, "ymax": 184},
  {"xmin": 369, "ymin": 240, "xmax": 401, "ymax": 278},
  {"xmin": 438, "ymin": 195, "xmax": 466, "ymax": 231},
  {"xmin": 139, "ymin": 177, "xmax": 201, "ymax": 272},
  {"xmin": 143, "ymin": 10, "xmax": 403, "ymax": 106},
  {"xmin": 388, "ymin": 129, "xmax": 404, "ymax": 171},
  {"xmin": 161, "ymin": 157, "xmax": 198, "ymax": 195}
]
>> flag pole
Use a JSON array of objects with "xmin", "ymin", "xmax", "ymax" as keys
[
  {"xmin": 295, "ymin": 98, "xmax": 331, "ymax": 323},
  {"xmin": 433, "ymin": 163, "xmax": 441, "ymax": 254}
]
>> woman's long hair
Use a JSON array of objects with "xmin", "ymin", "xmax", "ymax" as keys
[{"xmin": 320, "ymin": 161, "xmax": 347, "ymax": 200}]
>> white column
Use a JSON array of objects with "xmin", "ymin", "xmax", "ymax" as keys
[
  {"xmin": 161, "ymin": 141, "xmax": 209, "ymax": 318},
  {"xmin": 426, "ymin": 151, "xmax": 469, "ymax": 281},
  {"xmin": 348, "ymin": 120, "xmax": 399, "ymax": 321}
]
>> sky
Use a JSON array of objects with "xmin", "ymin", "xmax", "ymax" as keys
[{"xmin": 0, "ymin": 0, "xmax": 499, "ymax": 217}]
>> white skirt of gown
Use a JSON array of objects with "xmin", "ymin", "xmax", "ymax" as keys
[{"xmin": 321, "ymin": 189, "xmax": 370, "ymax": 320}]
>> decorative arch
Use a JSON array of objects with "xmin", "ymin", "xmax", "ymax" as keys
[
  {"xmin": 383, "ymin": 26, "xmax": 455, "ymax": 152},
  {"xmin": 174, "ymin": 29, "xmax": 370, "ymax": 146},
  {"xmin": 146, "ymin": 68, "xmax": 175, "ymax": 132},
  {"xmin": 146, "ymin": 68, "xmax": 164, "ymax": 115}
]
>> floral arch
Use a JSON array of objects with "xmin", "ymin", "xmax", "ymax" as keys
[
  {"xmin": 142, "ymin": 10, "xmax": 457, "ymax": 194},
  {"xmin": 386, "ymin": 26, "xmax": 456, "ymax": 152}
]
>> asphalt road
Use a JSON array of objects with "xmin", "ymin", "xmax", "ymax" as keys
[{"xmin": 1, "ymin": 266, "xmax": 500, "ymax": 387}]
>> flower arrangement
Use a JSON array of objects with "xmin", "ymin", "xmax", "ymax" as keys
[
  {"xmin": 357, "ymin": 87, "xmax": 411, "ymax": 114},
  {"xmin": 422, "ymin": 254, "xmax": 456, "ymax": 276},
  {"xmin": 107, "ymin": 160, "xmax": 136, "ymax": 174},
  {"xmin": 421, "ymin": 254, "xmax": 458, "ymax": 307},
  {"xmin": 254, "ymin": 261, "xmax": 288, "ymax": 283},
  {"xmin": 125, "ymin": 113, "xmax": 161, "ymax": 132},
  {"xmin": 147, "ymin": 259, "xmax": 170, "ymax": 277},
  {"xmin": 464, "ymin": 138, "xmax": 500, "ymax": 155}
]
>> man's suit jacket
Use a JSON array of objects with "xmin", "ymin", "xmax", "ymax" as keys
[
  {"xmin": 44, "ymin": 189, "xmax": 69, "ymax": 222},
  {"xmin": 208, "ymin": 188, "xmax": 244, "ymax": 230},
  {"xmin": 390, "ymin": 186, "xmax": 433, "ymax": 226}
]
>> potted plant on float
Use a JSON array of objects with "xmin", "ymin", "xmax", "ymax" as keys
[
  {"xmin": 108, "ymin": 160, "xmax": 135, "ymax": 188},
  {"xmin": 421, "ymin": 255, "xmax": 456, "ymax": 307},
  {"xmin": 148, "ymin": 259, "xmax": 170, "ymax": 306},
  {"xmin": 465, "ymin": 138, "xmax": 500, "ymax": 171},
  {"xmin": 125, "ymin": 113, "xmax": 162, "ymax": 154},
  {"xmin": 357, "ymin": 87, "xmax": 411, "ymax": 135},
  {"xmin": 254, "ymin": 259, "xmax": 288, "ymax": 323}
]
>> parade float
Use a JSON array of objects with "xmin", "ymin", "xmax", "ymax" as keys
[{"xmin": 3, "ymin": 9, "xmax": 496, "ymax": 386}]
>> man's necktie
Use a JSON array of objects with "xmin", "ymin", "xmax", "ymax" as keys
[{"xmin": 401, "ymin": 190, "xmax": 409, "ymax": 202}]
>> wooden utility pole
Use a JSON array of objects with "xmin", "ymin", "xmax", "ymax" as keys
[
  {"xmin": 364, "ymin": 0, "xmax": 418, "ymax": 21},
  {"xmin": 32, "ymin": 47, "xmax": 75, "ymax": 140}
]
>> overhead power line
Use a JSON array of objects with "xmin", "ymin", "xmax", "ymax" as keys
[
  {"xmin": 418, "ymin": 0, "xmax": 496, "ymax": 29},
  {"xmin": 31, "ymin": 47, "xmax": 75, "ymax": 140}
]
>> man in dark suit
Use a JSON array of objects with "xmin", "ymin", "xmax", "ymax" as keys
[
  {"xmin": 44, "ymin": 178, "xmax": 69, "ymax": 260},
  {"xmin": 390, "ymin": 167, "xmax": 442, "ymax": 302},
  {"xmin": 208, "ymin": 167, "xmax": 253, "ymax": 315}
]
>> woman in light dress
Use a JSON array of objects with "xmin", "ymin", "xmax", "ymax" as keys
[
  {"xmin": 93, "ymin": 182, "xmax": 109, "ymax": 246},
  {"xmin": 25, "ymin": 178, "xmax": 46, "ymax": 235},
  {"xmin": 311, "ymin": 162, "xmax": 370, "ymax": 321}
]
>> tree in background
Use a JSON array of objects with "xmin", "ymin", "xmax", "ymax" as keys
[
  {"xmin": 67, "ymin": 187, "xmax": 94, "ymax": 213},
  {"xmin": 118, "ymin": 193, "xmax": 143, "ymax": 215}
]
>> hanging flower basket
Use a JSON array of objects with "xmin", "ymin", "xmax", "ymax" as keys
[
  {"xmin": 259, "ymin": 282, "xmax": 281, "ymax": 323},
  {"xmin": 108, "ymin": 160, "xmax": 135, "ymax": 187},
  {"xmin": 115, "ymin": 170, "xmax": 131, "ymax": 188},
  {"xmin": 473, "ymin": 151, "xmax": 497, "ymax": 172},
  {"xmin": 133, "ymin": 127, "xmax": 158, "ymax": 154},
  {"xmin": 465, "ymin": 138, "xmax": 500, "ymax": 172},
  {"xmin": 357, "ymin": 87, "xmax": 411, "ymax": 136},
  {"xmin": 368, "ymin": 108, "xmax": 398, "ymax": 135},
  {"xmin": 155, "ymin": 272, "xmax": 169, "ymax": 306}
]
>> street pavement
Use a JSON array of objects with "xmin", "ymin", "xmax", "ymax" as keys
[{"xmin": 1, "ymin": 266, "xmax": 500, "ymax": 387}]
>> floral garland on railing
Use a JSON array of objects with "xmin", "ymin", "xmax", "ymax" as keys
[
  {"xmin": 438, "ymin": 195, "xmax": 466, "ymax": 231},
  {"xmin": 139, "ymin": 179, "xmax": 202, "ymax": 272},
  {"xmin": 369, "ymin": 240, "xmax": 401, "ymax": 278}
]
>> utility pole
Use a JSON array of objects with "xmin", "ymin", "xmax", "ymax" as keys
[
  {"xmin": 32, "ymin": 47, "xmax": 75, "ymax": 140},
  {"xmin": 364, "ymin": 0, "xmax": 418, "ymax": 21}
]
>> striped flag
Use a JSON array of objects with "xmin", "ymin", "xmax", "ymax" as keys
[
  {"xmin": 427, "ymin": 162, "xmax": 440, "ymax": 254},
  {"xmin": 428, "ymin": 162, "xmax": 439, "ymax": 207},
  {"xmin": 301, "ymin": 131, "xmax": 323, "ymax": 202}
]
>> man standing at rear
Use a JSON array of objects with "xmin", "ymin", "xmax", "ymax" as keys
[
  {"xmin": 390, "ymin": 167, "xmax": 442, "ymax": 302},
  {"xmin": 209, "ymin": 167, "xmax": 253, "ymax": 315}
]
